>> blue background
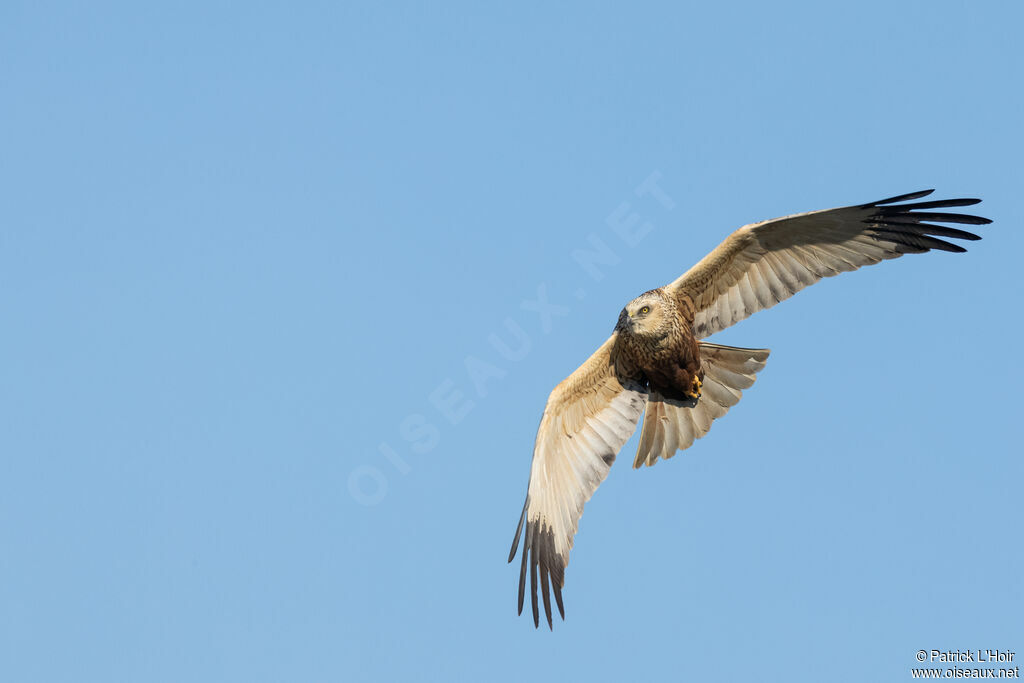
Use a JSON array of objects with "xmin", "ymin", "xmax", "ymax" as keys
[{"xmin": 2, "ymin": 2, "xmax": 1021, "ymax": 681}]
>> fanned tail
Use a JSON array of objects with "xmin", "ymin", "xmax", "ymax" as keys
[{"xmin": 634, "ymin": 343, "xmax": 769, "ymax": 468}]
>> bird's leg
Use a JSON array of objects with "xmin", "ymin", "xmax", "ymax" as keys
[{"xmin": 684, "ymin": 374, "xmax": 702, "ymax": 399}]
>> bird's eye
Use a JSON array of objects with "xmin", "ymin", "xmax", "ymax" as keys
[{"xmin": 640, "ymin": 306, "xmax": 650, "ymax": 314}]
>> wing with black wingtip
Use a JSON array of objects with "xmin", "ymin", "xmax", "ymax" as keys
[
  {"xmin": 508, "ymin": 334, "xmax": 647, "ymax": 629},
  {"xmin": 668, "ymin": 190, "xmax": 990, "ymax": 339}
]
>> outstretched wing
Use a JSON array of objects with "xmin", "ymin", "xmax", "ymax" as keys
[
  {"xmin": 508, "ymin": 334, "xmax": 647, "ymax": 629},
  {"xmin": 669, "ymin": 190, "xmax": 990, "ymax": 339}
]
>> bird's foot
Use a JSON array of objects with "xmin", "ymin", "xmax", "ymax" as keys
[{"xmin": 684, "ymin": 375, "xmax": 702, "ymax": 399}]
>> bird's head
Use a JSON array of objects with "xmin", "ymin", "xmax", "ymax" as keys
[{"xmin": 615, "ymin": 290, "xmax": 668, "ymax": 338}]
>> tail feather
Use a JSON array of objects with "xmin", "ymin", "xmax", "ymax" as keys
[{"xmin": 633, "ymin": 343, "xmax": 769, "ymax": 468}]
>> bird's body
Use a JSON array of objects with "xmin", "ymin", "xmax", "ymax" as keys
[
  {"xmin": 614, "ymin": 288, "xmax": 703, "ymax": 403},
  {"xmin": 508, "ymin": 189, "xmax": 991, "ymax": 629}
]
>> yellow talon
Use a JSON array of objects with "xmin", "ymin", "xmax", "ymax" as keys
[{"xmin": 685, "ymin": 376, "xmax": 702, "ymax": 399}]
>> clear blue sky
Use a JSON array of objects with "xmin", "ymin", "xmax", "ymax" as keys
[{"xmin": 2, "ymin": 2, "xmax": 1021, "ymax": 682}]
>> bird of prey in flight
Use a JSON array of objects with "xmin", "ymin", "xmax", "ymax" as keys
[{"xmin": 507, "ymin": 189, "xmax": 989, "ymax": 629}]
